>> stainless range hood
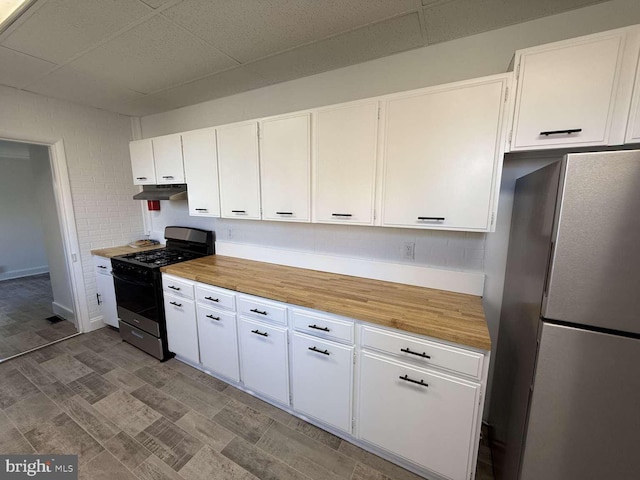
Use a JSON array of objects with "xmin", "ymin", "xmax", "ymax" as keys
[{"xmin": 133, "ymin": 184, "xmax": 187, "ymax": 201}]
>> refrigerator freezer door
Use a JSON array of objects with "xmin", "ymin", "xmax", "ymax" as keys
[
  {"xmin": 521, "ymin": 322, "xmax": 640, "ymax": 480},
  {"xmin": 543, "ymin": 150, "xmax": 640, "ymax": 334}
]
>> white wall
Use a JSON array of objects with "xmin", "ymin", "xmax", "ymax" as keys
[{"xmin": 0, "ymin": 86, "xmax": 145, "ymax": 326}]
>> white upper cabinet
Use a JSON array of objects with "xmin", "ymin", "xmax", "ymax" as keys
[
  {"xmin": 217, "ymin": 122, "xmax": 261, "ymax": 220},
  {"xmin": 313, "ymin": 101, "xmax": 379, "ymax": 225},
  {"xmin": 510, "ymin": 26, "xmax": 640, "ymax": 151},
  {"xmin": 626, "ymin": 47, "xmax": 640, "ymax": 144},
  {"xmin": 182, "ymin": 129, "xmax": 221, "ymax": 217},
  {"xmin": 260, "ymin": 113, "xmax": 311, "ymax": 222},
  {"xmin": 130, "ymin": 139, "xmax": 156, "ymax": 185},
  {"xmin": 153, "ymin": 135, "xmax": 185, "ymax": 184},
  {"xmin": 381, "ymin": 75, "xmax": 509, "ymax": 232}
]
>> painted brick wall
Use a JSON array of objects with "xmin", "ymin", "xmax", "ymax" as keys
[{"xmin": 0, "ymin": 85, "xmax": 144, "ymax": 323}]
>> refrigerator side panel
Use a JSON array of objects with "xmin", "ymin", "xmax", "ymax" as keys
[
  {"xmin": 489, "ymin": 162, "xmax": 561, "ymax": 480},
  {"xmin": 543, "ymin": 150, "xmax": 640, "ymax": 333},
  {"xmin": 521, "ymin": 322, "xmax": 640, "ymax": 480}
]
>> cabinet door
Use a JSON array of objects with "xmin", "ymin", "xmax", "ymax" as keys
[
  {"xmin": 182, "ymin": 130, "xmax": 221, "ymax": 217},
  {"xmin": 381, "ymin": 78, "xmax": 506, "ymax": 231},
  {"xmin": 153, "ymin": 135, "xmax": 185, "ymax": 184},
  {"xmin": 164, "ymin": 293, "xmax": 198, "ymax": 364},
  {"xmin": 313, "ymin": 101, "xmax": 378, "ymax": 225},
  {"xmin": 358, "ymin": 352, "xmax": 480, "ymax": 480},
  {"xmin": 238, "ymin": 317, "xmax": 289, "ymax": 404},
  {"xmin": 130, "ymin": 139, "xmax": 155, "ymax": 185},
  {"xmin": 260, "ymin": 113, "xmax": 310, "ymax": 222},
  {"xmin": 95, "ymin": 271, "xmax": 118, "ymax": 328},
  {"xmin": 197, "ymin": 304, "xmax": 239, "ymax": 382},
  {"xmin": 217, "ymin": 122, "xmax": 261, "ymax": 219},
  {"xmin": 626, "ymin": 53, "xmax": 640, "ymax": 143},
  {"xmin": 512, "ymin": 32, "xmax": 626, "ymax": 150},
  {"xmin": 291, "ymin": 333, "xmax": 353, "ymax": 433}
]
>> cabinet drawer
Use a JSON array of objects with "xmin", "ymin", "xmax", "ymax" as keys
[
  {"xmin": 361, "ymin": 325, "xmax": 484, "ymax": 379},
  {"xmin": 238, "ymin": 295, "xmax": 287, "ymax": 325},
  {"xmin": 162, "ymin": 275, "xmax": 195, "ymax": 299},
  {"xmin": 291, "ymin": 309, "xmax": 353, "ymax": 343},
  {"xmin": 93, "ymin": 256, "xmax": 112, "ymax": 275},
  {"xmin": 196, "ymin": 284, "xmax": 235, "ymax": 311}
]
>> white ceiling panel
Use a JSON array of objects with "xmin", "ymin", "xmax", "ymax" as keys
[
  {"xmin": 0, "ymin": 0, "xmax": 152, "ymax": 64},
  {"xmin": 162, "ymin": 0, "xmax": 417, "ymax": 63},
  {"xmin": 26, "ymin": 66, "xmax": 145, "ymax": 112},
  {"xmin": 423, "ymin": 0, "xmax": 609, "ymax": 44},
  {"xmin": 139, "ymin": 0, "xmax": 176, "ymax": 8},
  {"xmin": 0, "ymin": 46, "xmax": 56, "ymax": 88},
  {"xmin": 70, "ymin": 15, "xmax": 239, "ymax": 94}
]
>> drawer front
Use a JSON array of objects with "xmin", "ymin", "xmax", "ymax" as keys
[
  {"xmin": 118, "ymin": 307, "xmax": 160, "ymax": 337},
  {"xmin": 197, "ymin": 304, "xmax": 239, "ymax": 382},
  {"xmin": 291, "ymin": 309, "xmax": 354, "ymax": 343},
  {"xmin": 119, "ymin": 321, "xmax": 164, "ymax": 360},
  {"xmin": 162, "ymin": 275, "xmax": 195, "ymax": 299},
  {"xmin": 238, "ymin": 295, "xmax": 287, "ymax": 325},
  {"xmin": 196, "ymin": 284, "xmax": 236, "ymax": 311},
  {"xmin": 361, "ymin": 325, "xmax": 484, "ymax": 379},
  {"xmin": 93, "ymin": 256, "xmax": 111, "ymax": 275}
]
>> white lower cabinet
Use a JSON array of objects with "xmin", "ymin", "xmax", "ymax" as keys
[
  {"xmin": 164, "ymin": 293, "xmax": 199, "ymax": 365},
  {"xmin": 291, "ymin": 332, "xmax": 353, "ymax": 433},
  {"xmin": 358, "ymin": 351, "xmax": 481, "ymax": 480},
  {"xmin": 93, "ymin": 256, "xmax": 118, "ymax": 328},
  {"xmin": 197, "ymin": 304, "xmax": 239, "ymax": 382},
  {"xmin": 238, "ymin": 317, "xmax": 290, "ymax": 405}
]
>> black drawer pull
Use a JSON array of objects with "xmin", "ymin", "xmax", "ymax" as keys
[
  {"xmin": 97, "ymin": 265, "xmax": 107, "ymax": 269},
  {"xmin": 308, "ymin": 346, "xmax": 330, "ymax": 356},
  {"xmin": 540, "ymin": 128, "xmax": 582, "ymax": 136},
  {"xmin": 250, "ymin": 308, "xmax": 267, "ymax": 315},
  {"xmin": 162, "ymin": 175, "xmax": 174, "ymax": 179},
  {"xmin": 417, "ymin": 217, "xmax": 445, "ymax": 221},
  {"xmin": 204, "ymin": 296, "xmax": 219, "ymax": 302},
  {"xmin": 308, "ymin": 324, "xmax": 330, "ymax": 332},
  {"xmin": 251, "ymin": 329, "xmax": 269, "ymax": 337},
  {"xmin": 399, "ymin": 374, "xmax": 428, "ymax": 388},
  {"xmin": 169, "ymin": 301, "xmax": 182, "ymax": 307},
  {"xmin": 206, "ymin": 314, "xmax": 220, "ymax": 321},
  {"xmin": 331, "ymin": 213, "xmax": 352, "ymax": 217},
  {"xmin": 401, "ymin": 347, "xmax": 431, "ymax": 359},
  {"xmin": 276, "ymin": 211, "xmax": 293, "ymax": 215},
  {"xmin": 195, "ymin": 208, "xmax": 208, "ymax": 212},
  {"xmin": 231, "ymin": 210, "xmax": 246, "ymax": 213},
  {"xmin": 136, "ymin": 177, "xmax": 147, "ymax": 180},
  {"xmin": 168, "ymin": 285, "xmax": 181, "ymax": 291}
]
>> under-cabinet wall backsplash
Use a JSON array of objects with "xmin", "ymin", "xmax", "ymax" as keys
[{"xmin": 147, "ymin": 201, "xmax": 485, "ymax": 272}]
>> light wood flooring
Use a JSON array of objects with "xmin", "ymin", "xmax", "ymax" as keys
[
  {"xmin": 0, "ymin": 327, "xmax": 494, "ymax": 480},
  {"xmin": 0, "ymin": 274, "xmax": 77, "ymax": 360}
]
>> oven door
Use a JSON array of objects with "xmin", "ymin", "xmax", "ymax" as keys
[{"xmin": 112, "ymin": 271, "xmax": 161, "ymax": 337}]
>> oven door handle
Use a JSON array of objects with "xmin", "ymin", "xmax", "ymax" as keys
[{"xmin": 111, "ymin": 272, "xmax": 154, "ymax": 287}]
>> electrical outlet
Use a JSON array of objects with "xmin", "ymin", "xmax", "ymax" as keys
[
  {"xmin": 402, "ymin": 242, "xmax": 415, "ymax": 260},
  {"xmin": 227, "ymin": 228, "xmax": 235, "ymax": 239}
]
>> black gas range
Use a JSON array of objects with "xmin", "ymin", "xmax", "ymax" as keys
[{"xmin": 111, "ymin": 226, "xmax": 214, "ymax": 360}]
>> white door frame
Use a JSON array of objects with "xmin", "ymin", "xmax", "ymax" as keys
[{"xmin": 0, "ymin": 134, "xmax": 89, "ymax": 333}]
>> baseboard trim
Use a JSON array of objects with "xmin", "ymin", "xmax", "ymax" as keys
[
  {"xmin": 215, "ymin": 242, "xmax": 485, "ymax": 296},
  {"xmin": 52, "ymin": 302, "xmax": 75, "ymax": 323},
  {"xmin": 0, "ymin": 266, "xmax": 49, "ymax": 282}
]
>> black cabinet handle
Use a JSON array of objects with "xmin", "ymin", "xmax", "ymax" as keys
[
  {"xmin": 206, "ymin": 314, "xmax": 220, "ymax": 321},
  {"xmin": 308, "ymin": 324, "xmax": 330, "ymax": 332},
  {"xmin": 251, "ymin": 329, "xmax": 268, "ymax": 337},
  {"xmin": 162, "ymin": 175, "xmax": 174, "ymax": 179},
  {"xmin": 97, "ymin": 265, "xmax": 107, "ymax": 269},
  {"xmin": 136, "ymin": 177, "xmax": 147, "ymax": 180},
  {"xmin": 401, "ymin": 347, "xmax": 431, "ymax": 359},
  {"xmin": 168, "ymin": 285, "xmax": 181, "ymax": 291},
  {"xmin": 204, "ymin": 296, "xmax": 219, "ymax": 302},
  {"xmin": 417, "ymin": 217, "xmax": 445, "ymax": 221},
  {"xmin": 331, "ymin": 213, "xmax": 352, "ymax": 217},
  {"xmin": 399, "ymin": 374, "xmax": 428, "ymax": 388},
  {"xmin": 276, "ymin": 211, "xmax": 293, "ymax": 215},
  {"xmin": 231, "ymin": 210, "xmax": 246, "ymax": 213},
  {"xmin": 308, "ymin": 346, "xmax": 330, "ymax": 356},
  {"xmin": 96, "ymin": 293, "xmax": 102, "ymax": 305},
  {"xmin": 195, "ymin": 208, "xmax": 208, "ymax": 212},
  {"xmin": 169, "ymin": 301, "xmax": 182, "ymax": 307},
  {"xmin": 540, "ymin": 128, "xmax": 582, "ymax": 136},
  {"xmin": 250, "ymin": 308, "xmax": 267, "ymax": 315}
]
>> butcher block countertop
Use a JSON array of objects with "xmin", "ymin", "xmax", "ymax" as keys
[
  {"xmin": 91, "ymin": 244, "xmax": 164, "ymax": 258},
  {"xmin": 162, "ymin": 255, "xmax": 491, "ymax": 351}
]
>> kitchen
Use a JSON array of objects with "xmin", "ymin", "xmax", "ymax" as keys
[{"xmin": 1, "ymin": 1, "xmax": 640, "ymax": 479}]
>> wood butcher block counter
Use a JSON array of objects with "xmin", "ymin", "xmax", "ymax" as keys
[
  {"xmin": 161, "ymin": 255, "xmax": 491, "ymax": 351},
  {"xmin": 91, "ymin": 244, "xmax": 164, "ymax": 258}
]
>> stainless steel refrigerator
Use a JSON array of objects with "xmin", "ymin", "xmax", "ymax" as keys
[{"xmin": 490, "ymin": 150, "xmax": 640, "ymax": 480}]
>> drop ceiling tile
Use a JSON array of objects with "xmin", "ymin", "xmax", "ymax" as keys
[
  {"xmin": 26, "ymin": 66, "xmax": 145, "ymax": 113},
  {"xmin": 423, "ymin": 0, "xmax": 609, "ymax": 44},
  {"xmin": 0, "ymin": 46, "xmax": 56, "ymax": 88},
  {"xmin": 139, "ymin": 0, "xmax": 175, "ymax": 8},
  {"xmin": 118, "ymin": 93, "xmax": 187, "ymax": 116},
  {"xmin": 70, "ymin": 15, "xmax": 238, "ymax": 94},
  {"xmin": 162, "ymin": 0, "xmax": 417, "ymax": 63},
  {"xmin": 0, "ymin": 0, "xmax": 152, "ymax": 64}
]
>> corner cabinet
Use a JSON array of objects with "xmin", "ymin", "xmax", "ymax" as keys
[
  {"xmin": 380, "ymin": 75, "xmax": 509, "ymax": 231},
  {"xmin": 182, "ymin": 129, "xmax": 221, "ymax": 217},
  {"xmin": 217, "ymin": 122, "xmax": 261, "ymax": 220}
]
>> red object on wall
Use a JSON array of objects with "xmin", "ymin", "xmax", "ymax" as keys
[{"xmin": 147, "ymin": 200, "xmax": 160, "ymax": 211}]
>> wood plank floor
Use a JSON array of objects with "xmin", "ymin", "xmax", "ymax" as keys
[{"xmin": 0, "ymin": 328, "xmax": 494, "ymax": 480}]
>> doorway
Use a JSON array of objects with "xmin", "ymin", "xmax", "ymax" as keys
[{"xmin": 0, "ymin": 139, "xmax": 78, "ymax": 360}]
